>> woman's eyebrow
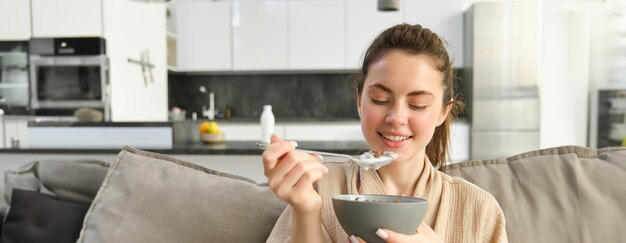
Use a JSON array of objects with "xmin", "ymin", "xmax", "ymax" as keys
[
  {"xmin": 369, "ymin": 83, "xmax": 434, "ymax": 97},
  {"xmin": 407, "ymin": 90, "xmax": 434, "ymax": 97},
  {"xmin": 369, "ymin": 83, "xmax": 392, "ymax": 93}
]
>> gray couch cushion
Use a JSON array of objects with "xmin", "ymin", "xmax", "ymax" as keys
[
  {"xmin": 445, "ymin": 146, "xmax": 626, "ymax": 243},
  {"xmin": 1, "ymin": 159, "xmax": 109, "ymax": 220},
  {"xmin": 77, "ymin": 146, "xmax": 286, "ymax": 243}
]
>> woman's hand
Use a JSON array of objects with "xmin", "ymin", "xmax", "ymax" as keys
[
  {"xmin": 262, "ymin": 134, "xmax": 328, "ymax": 214},
  {"xmin": 350, "ymin": 223, "xmax": 443, "ymax": 243}
]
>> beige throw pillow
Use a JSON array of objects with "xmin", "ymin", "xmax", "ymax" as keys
[
  {"xmin": 445, "ymin": 146, "xmax": 626, "ymax": 243},
  {"xmin": 77, "ymin": 146, "xmax": 286, "ymax": 243}
]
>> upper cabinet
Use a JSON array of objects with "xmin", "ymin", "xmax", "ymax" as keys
[
  {"xmin": 175, "ymin": 0, "xmax": 231, "ymax": 71},
  {"xmin": 232, "ymin": 0, "xmax": 288, "ymax": 70},
  {"xmin": 103, "ymin": 0, "xmax": 168, "ymax": 121},
  {"xmin": 288, "ymin": 0, "xmax": 345, "ymax": 70},
  {"xmin": 0, "ymin": 0, "xmax": 31, "ymax": 40},
  {"xmin": 31, "ymin": 0, "xmax": 103, "ymax": 37},
  {"xmin": 403, "ymin": 0, "xmax": 464, "ymax": 68},
  {"xmin": 172, "ymin": 0, "xmax": 465, "ymax": 71},
  {"xmin": 346, "ymin": 0, "xmax": 403, "ymax": 69}
]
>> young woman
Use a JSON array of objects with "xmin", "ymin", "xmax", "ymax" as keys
[{"xmin": 262, "ymin": 24, "xmax": 507, "ymax": 243}]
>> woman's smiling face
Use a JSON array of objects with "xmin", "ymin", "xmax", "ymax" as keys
[{"xmin": 358, "ymin": 50, "xmax": 451, "ymax": 163}]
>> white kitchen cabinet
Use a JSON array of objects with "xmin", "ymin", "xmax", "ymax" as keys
[
  {"xmin": 346, "ymin": 0, "xmax": 403, "ymax": 69},
  {"xmin": 288, "ymin": 0, "xmax": 345, "ymax": 70},
  {"xmin": 26, "ymin": 125, "xmax": 172, "ymax": 149},
  {"xmin": 31, "ymin": 0, "xmax": 103, "ymax": 37},
  {"xmin": 0, "ymin": 116, "xmax": 31, "ymax": 149},
  {"xmin": 218, "ymin": 124, "xmax": 286, "ymax": 141},
  {"xmin": 403, "ymin": 0, "xmax": 464, "ymax": 68},
  {"xmin": 471, "ymin": 131, "xmax": 540, "ymax": 160},
  {"xmin": 175, "ymin": 0, "xmax": 232, "ymax": 71},
  {"xmin": 0, "ymin": 0, "xmax": 31, "ymax": 40},
  {"xmin": 104, "ymin": 0, "xmax": 168, "ymax": 121},
  {"xmin": 283, "ymin": 123, "xmax": 363, "ymax": 141},
  {"xmin": 170, "ymin": 0, "xmax": 463, "ymax": 71},
  {"xmin": 232, "ymin": 0, "xmax": 288, "ymax": 70}
]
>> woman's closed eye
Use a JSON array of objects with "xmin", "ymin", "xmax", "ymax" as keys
[
  {"xmin": 409, "ymin": 104, "xmax": 427, "ymax": 110},
  {"xmin": 370, "ymin": 98, "xmax": 390, "ymax": 105}
]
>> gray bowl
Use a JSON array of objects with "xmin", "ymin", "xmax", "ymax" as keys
[{"xmin": 332, "ymin": 194, "xmax": 428, "ymax": 243}]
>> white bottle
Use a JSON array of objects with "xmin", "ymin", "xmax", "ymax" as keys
[{"xmin": 260, "ymin": 105, "xmax": 275, "ymax": 144}]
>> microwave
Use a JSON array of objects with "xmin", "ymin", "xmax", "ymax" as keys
[{"xmin": 29, "ymin": 37, "xmax": 110, "ymax": 120}]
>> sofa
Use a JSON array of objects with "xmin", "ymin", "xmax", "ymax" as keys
[{"xmin": 0, "ymin": 145, "xmax": 624, "ymax": 243}]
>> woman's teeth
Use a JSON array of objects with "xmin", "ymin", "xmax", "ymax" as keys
[{"xmin": 382, "ymin": 134, "xmax": 410, "ymax": 142}]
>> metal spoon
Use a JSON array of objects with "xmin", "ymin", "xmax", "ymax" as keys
[{"xmin": 256, "ymin": 143, "xmax": 397, "ymax": 170}]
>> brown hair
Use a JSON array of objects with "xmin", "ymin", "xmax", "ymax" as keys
[{"xmin": 349, "ymin": 23, "xmax": 464, "ymax": 170}]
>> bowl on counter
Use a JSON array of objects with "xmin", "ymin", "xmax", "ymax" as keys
[
  {"xmin": 332, "ymin": 194, "xmax": 428, "ymax": 243},
  {"xmin": 200, "ymin": 132, "xmax": 225, "ymax": 143}
]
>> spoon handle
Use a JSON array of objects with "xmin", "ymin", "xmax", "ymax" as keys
[
  {"xmin": 255, "ymin": 143, "xmax": 355, "ymax": 161},
  {"xmin": 295, "ymin": 149, "xmax": 355, "ymax": 161}
]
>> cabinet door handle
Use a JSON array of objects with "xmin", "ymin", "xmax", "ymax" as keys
[{"xmin": 127, "ymin": 49, "xmax": 154, "ymax": 86}]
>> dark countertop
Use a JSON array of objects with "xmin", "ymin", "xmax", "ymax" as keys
[
  {"xmin": 0, "ymin": 140, "xmax": 370, "ymax": 155},
  {"xmin": 27, "ymin": 119, "xmax": 361, "ymax": 127}
]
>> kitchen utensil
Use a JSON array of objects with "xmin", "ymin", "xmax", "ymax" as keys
[{"xmin": 255, "ymin": 143, "xmax": 397, "ymax": 170}]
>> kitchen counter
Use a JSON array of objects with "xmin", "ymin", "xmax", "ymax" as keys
[
  {"xmin": 0, "ymin": 140, "xmax": 369, "ymax": 155},
  {"xmin": 7, "ymin": 119, "xmax": 468, "ymax": 160}
]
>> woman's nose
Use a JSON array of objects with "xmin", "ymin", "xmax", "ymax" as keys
[{"xmin": 384, "ymin": 104, "xmax": 408, "ymax": 126}]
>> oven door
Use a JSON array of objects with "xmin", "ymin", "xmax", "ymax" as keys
[{"xmin": 29, "ymin": 55, "xmax": 108, "ymax": 110}]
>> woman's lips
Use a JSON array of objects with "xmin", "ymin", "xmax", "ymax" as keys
[{"xmin": 377, "ymin": 132, "xmax": 412, "ymax": 148}]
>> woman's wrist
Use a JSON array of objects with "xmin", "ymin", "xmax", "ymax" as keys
[
  {"xmin": 292, "ymin": 205, "xmax": 322, "ymax": 228},
  {"xmin": 292, "ymin": 207, "xmax": 323, "ymax": 243},
  {"xmin": 292, "ymin": 200, "xmax": 322, "ymax": 215}
]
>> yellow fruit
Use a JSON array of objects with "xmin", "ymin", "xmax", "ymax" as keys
[
  {"xmin": 200, "ymin": 121, "xmax": 221, "ymax": 134},
  {"xmin": 207, "ymin": 121, "xmax": 220, "ymax": 134}
]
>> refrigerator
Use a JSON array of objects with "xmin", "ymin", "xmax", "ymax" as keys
[{"xmin": 464, "ymin": 1, "xmax": 541, "ymax": 160}]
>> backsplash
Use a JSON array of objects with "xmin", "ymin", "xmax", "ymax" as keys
[
  {"xmin": 169, "ymin": 69, "xmax": 466, "ymax": 121},
  {"xmin": 168, "ymin": 73, "xmax": 360, "ymax": 120}
]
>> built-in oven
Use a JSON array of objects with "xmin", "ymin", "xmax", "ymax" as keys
[
  {"xmin": 592, "ymin": 89, "xmax": 626, "ymax": 148},
  {"xmin": 29, "ymin": 37, "xmax": 110, "ymax": 121}
]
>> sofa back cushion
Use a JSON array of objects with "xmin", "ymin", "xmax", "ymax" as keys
[
  {"xmin": 77, "ymin": 146, "xmax": 286, "ymax": 243},
  {"xmin": 1, "ymin": 159, "xmax": 109, "ymax": 220},
  {"xmin": 445, "ymin": 146, "xmax": 626, "ymax": 243}
]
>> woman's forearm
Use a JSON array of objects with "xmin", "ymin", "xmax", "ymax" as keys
[{"xmin": 291, "ymin": 208, "xmax": 323, "ymax": 243}]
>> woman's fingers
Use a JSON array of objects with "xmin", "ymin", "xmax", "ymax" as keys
[
  {"xmin": 349, "ymin": 235, "xmax": 367, "ymax": 243},
  {"xmin": 376, "ymin": 228, "xmax": 421, "ymax": 242},
  {"xmin": 272, "ymin": 160, "xmax": 327, "ymax": 198},
  {"xmin": 262, "ymin": 134, "xmax": 329, "ymax": 213},
  {"xmin": 262, "ymin": 135, "xmax": 297, "ymax": 176},
  {"xmin": 290, "ymin": 161, "xmax": 328, "ymax": 187},
  {"xmin": 377, "ymin": 223, "xmax": 443, "ymax": 243},
  {"xmin": 269, "ymin": 150, "xmax": 322, "ymax": 181}
]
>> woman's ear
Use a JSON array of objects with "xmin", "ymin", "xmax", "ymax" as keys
[{"xmin": 437, "ymin": 100, "xmax": 453, "ymax": 126}]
